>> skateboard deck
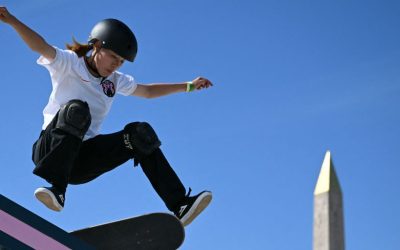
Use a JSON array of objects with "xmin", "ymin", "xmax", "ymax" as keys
[{"xmin": 70, "ymin": 213, "xmax": 185, "ymax": 250}]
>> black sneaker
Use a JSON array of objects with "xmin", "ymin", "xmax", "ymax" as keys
[
  {"xmin": 34, "ymin": 186, "xmax": 65, "ymax": 212},
  {"xmin": 174, "ymin": 188, "xmax": 212, "ymax": 227}
]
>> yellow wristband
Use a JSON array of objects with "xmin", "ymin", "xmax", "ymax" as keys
[{"xmin": 186, "ymin": 81, "xmax": 195, "ymax": 92}]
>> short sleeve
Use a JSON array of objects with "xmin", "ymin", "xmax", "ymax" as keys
[
  {"xmin": 116, "ymin": 73, "xmax": 137, "ymax": 96},
  {"xmin": 37, "ymin": 47, "xmax": 77, "ymax": 76}
]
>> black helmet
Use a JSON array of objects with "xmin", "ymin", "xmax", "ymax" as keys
[{"xmin": 88, "ymin": 18, "xmax": 138, "ymax": 62}]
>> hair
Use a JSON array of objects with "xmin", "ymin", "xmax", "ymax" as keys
[{"xmin": 66, "ymin": 38, "xmax": 93, "ymax": 58}]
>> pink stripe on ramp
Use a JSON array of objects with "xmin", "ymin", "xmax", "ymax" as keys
[{"xmin": 0, "ymin": 209, "xmax": 71, "ymax": 250}]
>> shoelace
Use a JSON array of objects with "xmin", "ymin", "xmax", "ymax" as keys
[{"xmin": 186, "ymin": 187, "xmax": 192, "ymax": 197}]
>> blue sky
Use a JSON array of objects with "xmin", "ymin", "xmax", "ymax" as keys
[{"xmin": 1, "ymin": 0, "xmax": 399, "ymax": 249}]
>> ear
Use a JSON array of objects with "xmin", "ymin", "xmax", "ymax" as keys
[{"xmin": 93, "ymin": 40, "xmax": 102, "ymax": 52}]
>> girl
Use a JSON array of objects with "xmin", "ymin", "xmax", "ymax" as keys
[{"xmin": 0, "ymin": 6, "xmax": 212, "ymax": 227}]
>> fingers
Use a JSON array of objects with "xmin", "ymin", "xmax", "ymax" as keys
[
  {"xmin": 0, "ymin": 6, "xmax": 8, "ymax": 15},
  {"xmin": 0, "ymin": 6, "xmax": 11, "ymax": 22},
  {"xmin": 192, "ymin": 77, "xmax": 213, "ymax": 90}
]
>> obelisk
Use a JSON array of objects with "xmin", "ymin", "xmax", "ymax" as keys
[{"xmin": 313, "ymin": 151, "xmax": 345, "ymax": 250}]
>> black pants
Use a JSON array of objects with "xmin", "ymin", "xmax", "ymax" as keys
[{"xmin": 32, "ymin": 111, "xmax": 186, "ymax": 211}]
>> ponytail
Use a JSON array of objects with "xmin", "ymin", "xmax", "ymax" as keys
[{"xmin": 66, "ymin": 38, "xmax": 92, "ymax": 57}]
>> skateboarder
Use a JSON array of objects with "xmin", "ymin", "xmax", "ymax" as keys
[{"xmin": 0, "ymin": 6, "xmax": 212, "ymax": 226}]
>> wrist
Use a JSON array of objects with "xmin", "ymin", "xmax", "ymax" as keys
[
  {"xmin": 7, "ymin": 15, "xmax": 18, "ymax": 25},
  {"xmin": 186, "ymin": 81, "xmax": 195, "ymax": 92}
]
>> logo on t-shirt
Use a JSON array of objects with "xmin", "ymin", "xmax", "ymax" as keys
[{"xmin": 101, "ymin": 80, "xmax": 116, "ymax": 97}]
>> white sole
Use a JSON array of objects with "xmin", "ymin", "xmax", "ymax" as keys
[
  {"xmin": 181, "ymin": 192, "xmax": 212, "ymax": 227},
  {"xmin": 34, "ymin": 188, "xmax": 63, "ymax": 212}
]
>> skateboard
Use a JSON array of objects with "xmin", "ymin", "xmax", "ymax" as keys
[{"xmin": 70, "ymin": 213, "xmax": 185, "ymax": 250}]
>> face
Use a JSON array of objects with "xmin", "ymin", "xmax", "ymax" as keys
[{"xmin": 93, "ymin": 47, "xmax": 125, "ymax": 77}]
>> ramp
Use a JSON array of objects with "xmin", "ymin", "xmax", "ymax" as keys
[{"xmin": 0, "ymin": 194, "xmax": 93, "ymax": 249}]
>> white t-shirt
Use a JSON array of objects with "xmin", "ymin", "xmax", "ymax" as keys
[{"xmin": 37, "ymin": 47, "xmax": 137, "ymax": 140}]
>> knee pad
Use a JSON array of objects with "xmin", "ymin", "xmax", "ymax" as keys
[
  {"xmin": 56, "ymin": 100, "xmax": 91, "ymax": 139},
  {"xmin": 123, "ymin": 122, "xmax": 161, "ymax": 157}
]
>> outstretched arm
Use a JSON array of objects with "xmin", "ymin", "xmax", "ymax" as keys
[
  {"xmin": 132, "ymin": 77, "xmax": 213, "ymax": 99},
  {"xmin": 0, "ymin": 6, "xmax": 55, "ymax": 60}
]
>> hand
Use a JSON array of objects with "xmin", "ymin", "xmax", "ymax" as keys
[
  {"xmin": 0, "ymin": 6, "xmax": 16, "ymax": 24},
  {"xmin": 191, "ymin": 77, "xmax": 213, "ymax": 91}
]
